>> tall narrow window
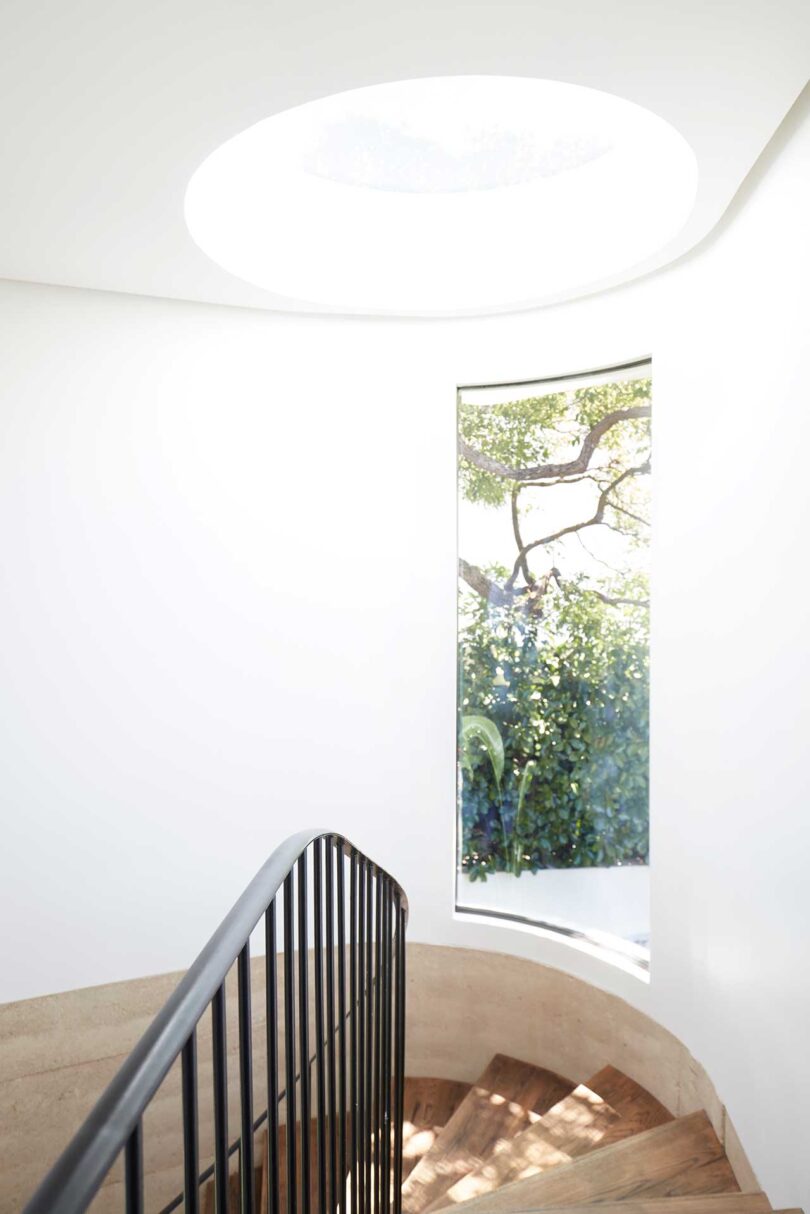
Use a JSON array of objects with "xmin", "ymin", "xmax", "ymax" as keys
[{"xmin": 457, "ymin": 362, "xmax": 651, "ymax": 967}]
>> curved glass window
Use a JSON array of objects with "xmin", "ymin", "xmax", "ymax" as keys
[{"xmin": 456, "ymin": 361, "xmax": 651, "ymax": 969}]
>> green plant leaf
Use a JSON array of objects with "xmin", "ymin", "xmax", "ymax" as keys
[
  {"xmin": 460, "ymin": 714, "xmax": 504, "ymax": 787},
  {"xmin": 510, "ymin": 758, "xmax": 539, "ymax": 875},
  {"xmin": 516, "ymin": 759, "xmax": 539, "ymax": 818}
]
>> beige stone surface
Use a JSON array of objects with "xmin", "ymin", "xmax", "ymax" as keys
[{"xmin": 1, "ymin": 952, "xmax": 308, "ymax": 1213}]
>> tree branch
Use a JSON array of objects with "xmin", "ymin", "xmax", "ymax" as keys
[
  {"xmin": 587, "ymin": 589, "xmax": 650, "ymax": 608},
  {"xmin": 458, "ymin": 405, "xmax": 651, "ymax": 482},
  {"xmin": 458, "ymin": 559, "xmax": 560, "ymax": 615},
  {"xmin": 506, "ymin": 459, "xmax": 650, "ymax": 585},
  {"xmin": 458, "ymin": 559, "xmax": 516, "ymax": 607},
  {"xmin": 609, "ymin": 501, "xmax": 651, "ymax": 528},
  {"xmin": 510, "ymin": 484, "xmax": 534, "ymax": 586}
]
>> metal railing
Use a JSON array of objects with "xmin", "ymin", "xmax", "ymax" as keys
[{"xmin": 23, "ymin": 830, "xmax": 408, "ymax": 1214}]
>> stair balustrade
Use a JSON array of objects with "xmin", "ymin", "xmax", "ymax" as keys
[{"xmin": 23, "ymin": 831, "xmax": 408, "ymax": 1214}]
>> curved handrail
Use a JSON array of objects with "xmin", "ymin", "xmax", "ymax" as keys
[{"xmin": 24, "ymin": 829, "xmax": 408, "ymax": 1214}]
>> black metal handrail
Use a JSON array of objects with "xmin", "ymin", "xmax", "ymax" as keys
[{"xmin": 23, "ymin": 830, "xmax": 408, "ymax": 1214}]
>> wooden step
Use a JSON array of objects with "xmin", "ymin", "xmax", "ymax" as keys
[
  {"xmin": 201, "ymin": 1084, "xmax": 464, "ymax": 1214},
  {"xmin": 202, "ymin": 1120, "xmax": 322, "ymax": 1214},
  {"xmin": 432, "ymin": 1066, "xmax": 674, "ymax": 1210},
  {"xmin": 433, "ymin": 1083, "xmax": 617, "ymax": 1208},
  {"xmin": 433, "ymin": 1111, "xmax": 739, "ymax": 1213},
  {"xmin": 469, "ymin": 1199, "xmax": 770, "ymax": 1214},
  {"xmin": 401, "ymin": 1054, "xmax": 574, "ymax": 1214},
  {"xmin": 403, "ymin": 1077, "xmax": 473, "ymax": 1179},
  {"xmin": 586, "ymin": 1066, "xmax": 674, "ymax": 1146}
]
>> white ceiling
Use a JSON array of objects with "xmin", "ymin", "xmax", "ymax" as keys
[{"xmin": 0, "ymin": 0, "xmax": 808, "ymax": 318}]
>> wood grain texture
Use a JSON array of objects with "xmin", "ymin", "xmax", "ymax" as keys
[
  {"xmin": 401, "ymin": 1054, "xmax": 574, "ymax": 1214},
  {"xmin": 437, "ymin": 1112, "xmax": 739, "ymax": 1213},
  {"xmin": 405, "ymin": 946, "xmax": 726, "ymax": 1139},
  {"xmin": 433, "ymin": 1083, "xmax": 618, "ymax": 1208},
  {"xmin": 586, "ymin": 1066, "xmax": 674, "ymax": 1147},
  {"xmin": 403, "ymin": 1078, "xmax": 473, "ymax": 1179},
  {"xmin": 3, "ymin": 945, "xmax": 761, "ymax": 1213},
  {"xmin": 200, "ymin": 1080, "xmax": 471, "ymax": 1214},
  {"xmin": 458, "ymin": 1199, "xmax": 771, "ymax": 1214},
  {"xmin": 201, "ymin": 1163, "xmax": 259, "ymax": 1214},
  {"xmin": 433, "ymin": 1063, "xmax": 677, "ymax": 1209},
  {"xmin": 202, "ymin": 1120, "xmax": 321, "ymax": 1214}
]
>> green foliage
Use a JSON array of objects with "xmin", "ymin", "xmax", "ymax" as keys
[
  {"xmin": 460, "ymin": 715, "xmax": 505, "ymax": 787},
  {"xmin": 574, "ymin": 376, "xmax": 651, "ymax": 437},
  {"xmin": 457, "ymin": 377, "xmax": 651, "ymax": 879},
  {"xmin": 458, "ymin": 586, "xmax": 649, "ymax": 878},
  {"xmin": 458, "ymin": 377, "xmax": 652, "ymax": 508},
  {"xmin": 458, "ymin": 393, "xmax": 567, "ymax": 506}
]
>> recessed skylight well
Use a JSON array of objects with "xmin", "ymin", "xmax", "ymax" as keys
[{"xmin": 185, "ymin": 76, "xmax": 698, "ymax": 315}]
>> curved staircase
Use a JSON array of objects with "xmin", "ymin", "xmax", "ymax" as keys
[
  {"xmin": 19, "ymin": 836, "xmax": 800, "ymax": 1214},
  {"xmin": 202, "ymin": 1053, "xmax": 794, "ymax": 1214}
]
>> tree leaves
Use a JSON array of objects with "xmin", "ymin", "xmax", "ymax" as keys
[
  {"xmin": 458, "ymin": 393, "xmax": 567, "ymax": 506},
  {"xmin": 459, "ymin": 588, "xmax": 649, "ymax": 879},
  {"xmin": 458, "ymin": 377, "xmax": 651, "ymax": 880}
]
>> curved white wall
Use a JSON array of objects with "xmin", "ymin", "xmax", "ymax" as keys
[{"xmin": 1, "ymin": 90, "xmax": 808, "ymax": 1207}]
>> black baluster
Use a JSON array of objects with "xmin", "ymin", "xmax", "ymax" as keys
[
  {"xmin": 298, "ymin": 852, "xmax": 311, "ymax": 1214},
  {"xmin": 376, "ymin": 878, "xmax": 386, "ymax": 1214},
  {"xmin": 266, "ymin": 904, "xmax": 280, "ymax": 1214},
  {"xmin": 364, "ymin": 864, "xmax": 373, "ymax": 1214},
  {"xmin": 356, "ymin": 859, "xmax": 367, "ymax": 1214},
  {"xmin": 378, "ymin": 883, "xmax": 388, "ymax": 1214},
  {"xmin": 392, "ymin": 898, "xmax": 406, "ymax": 1214},
  {"xmin": 349, "ymin": 853, "xmax": 358, "ymax": 1214},
  {"xmin": 124, "ymin": 1119, "xmax": 144, "ymax": 1214},
  {"xmin": 212, "ymin": 985, "xmax": 229, "ymax": 1214},
  {"xmin": 284, "ymin": 873, "xmax": 297, "ymax": 1214},
  {"xmin": 239, "ymin": 945, "xmax": 255, "ymax": 1214},
  {"xmin": 336, "ymin": 845, "xmax": 347, "ymax": 1214},
  {"xmin": 380, "ymin": 886, "xmax": 390, "ymax": 1214},
  {"xmin": 314, "ymin": 841, "xmax": 328, "ymax": 1214},
  {"xmin": 182, "ymin": 1030, "xmax": 200, "ymax": 1214},
  {"xmin": 325, "ymin": 839, "xmax": 337, "ymax": 1214}
]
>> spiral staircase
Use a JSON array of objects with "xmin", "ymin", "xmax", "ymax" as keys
[
  {"xmin": 18, "ymin": 835, "xmax": 801, "ymax": 1214},
  {"xmin": 202, "ymin": 1054, "xmax": 793, "ymax": 1214}
]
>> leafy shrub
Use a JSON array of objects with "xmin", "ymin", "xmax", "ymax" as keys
[{"xmin": 458, "ymin": 582, "xmax": 649, "ymax": 879}]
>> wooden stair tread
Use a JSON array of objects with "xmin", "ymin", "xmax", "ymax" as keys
[
  {"xmin": 584, "ymin": 1066, "xmax": 674, "ymax": 1146},
  {"xmin": 434, "ymin": 1082, "xmax": 620, "ymax": 1208},
  {"xmin": 401, "ymin": 1054, "xmax": 574, "ymax": 1214},
  {"xmin": 434, "ymin": 1111, "xmax": 739, "ymax": 1213},
  {"xmin": 467, "ymin": 1199, "xmax": 770, "ymax": 1214},
  {"xmin": 404, "ymin": 1078, "xmax": 473, "ymax": 1179},
  {"xmin": 434, "ymin": 1066, "xmax": 674, "ymax": 1209},
  {"xmin": 203, "ymin": 1119, "xmax": 322, "ymax": 1214}
]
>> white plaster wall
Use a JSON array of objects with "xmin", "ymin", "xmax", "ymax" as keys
[{"xmin": 0, "ymin": 89, "xmax": 808, "ymax": 1207}]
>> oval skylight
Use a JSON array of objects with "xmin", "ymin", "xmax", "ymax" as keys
[{"xmin": 185, "ymin": 76, "xmax": 697, "ymax": 315}]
